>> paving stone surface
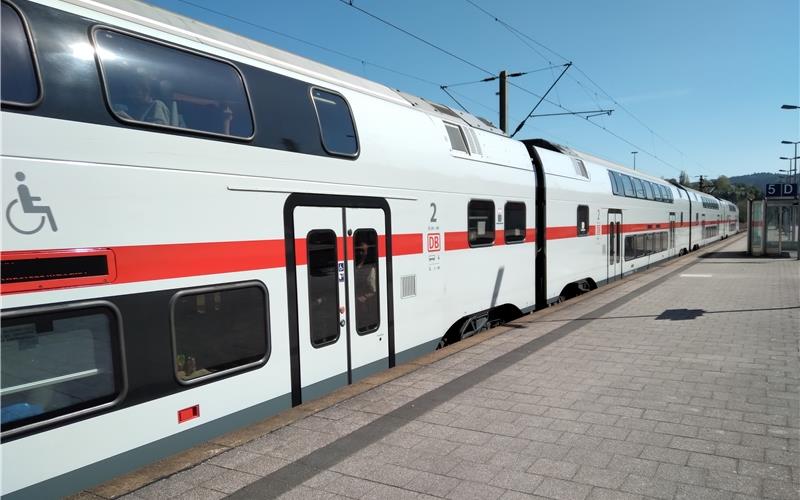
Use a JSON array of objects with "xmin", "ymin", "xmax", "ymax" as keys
[{"xmin": 120, "ymin": 237, "xmax": 799, "ymax": 500}]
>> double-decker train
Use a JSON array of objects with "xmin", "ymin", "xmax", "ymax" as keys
[{"xmin": 0, "ymin": 0, "xmax": 738, "ymax": 497}]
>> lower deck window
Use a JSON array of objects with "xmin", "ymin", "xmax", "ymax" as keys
[
  {"xmin": 171, "ymin": 283, "xmax": 268, "ymax": 383},
  {"xmin": 624, "ymin": 231, "xmax": 669, "ymax": 261},
  {"xmin": 1, "ymin": 304, "xmax": 124, "ymax": 436},
  {"xmin": 704, "ymin": 225, "xmax": 719, "ymax": 239}
]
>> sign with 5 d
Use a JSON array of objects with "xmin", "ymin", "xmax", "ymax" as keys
[{"xmin": 765, "ymin": 183, "xmax": 797, "ymax": 198}]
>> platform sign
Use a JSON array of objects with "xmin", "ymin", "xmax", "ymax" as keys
[{"xmin": 765, "ymin": 183, "xmax": 797, "ymax": 198}]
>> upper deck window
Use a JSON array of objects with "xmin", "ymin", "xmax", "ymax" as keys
[
  {"xmin": 632, "ymin": 178, "xmax": 646, "ymax": 199},
  {"xmin": 311, "ymin": 88, "xmax": 358, "ymax": 157},
  {"xmin": 444, "ymin": 122, "xmax": 469, "ymax": 154},
  {"xmin": 643, "ymin": 181, "xmax": 655, "ymax": 200},
  {"xmin": 1, "ymin": 2, "xmax": 41, "ymax": 107},
  {"xmin": 653, "ymin": 184, "xmax": 663, "ymax": 202},
  {"xmin": 621, "ymin": 175, "xmax": 635, "ymax": 197},
  {"xmin": 608, "ymin": 171, "xmax": 621, "ymax": 195},
  {"xmin": 93, "ymin": 28, "xmax": 254, "ymax": 139}
]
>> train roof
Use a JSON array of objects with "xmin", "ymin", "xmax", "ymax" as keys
[
  {"xmin": 62, "ymin": 0, "xmax": 504, "ymax": 135},
  {"xmin": 529, "ymin": 139, "xmax": 675, "ymax": 187},
  {"xmin": 528, "ymin": 139, "xmax": 737, "ymax": 206}
]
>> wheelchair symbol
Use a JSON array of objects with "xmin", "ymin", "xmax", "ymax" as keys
[{"xmin": 5, "ymin": 172, "xmax": 57, "ymax": 235}]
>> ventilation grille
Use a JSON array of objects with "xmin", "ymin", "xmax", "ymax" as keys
[
  {"xmin": 401, "ymin": 275, "xmax": 416, "ymax": 298},
  {"xmin": 464, "ymin": 128, "xmax": 482, "ymax": 156},
  {"xmin": 571, "ymin": 158, "xmax": 588, "ymax": 178}
]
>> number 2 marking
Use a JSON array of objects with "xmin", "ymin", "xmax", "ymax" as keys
[{"xmin": 430, "ymin": 202, "xmax": 438, "ymax": 223}]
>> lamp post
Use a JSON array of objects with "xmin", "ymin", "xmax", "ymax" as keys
[
  {"xmin": 781, "ymin": 141, "xmax": 799, "ymax": 184},
  {"xmin": 631, "ymin": 151, "xmax": 638, "ymax": 171},
  {"xmin": 780, "ymin": 156, "xmax": 800, "ymax": 185}
]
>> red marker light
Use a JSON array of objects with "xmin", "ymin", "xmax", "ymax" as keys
[{"xmin": 178, "ymin": 405, "xmax": 200, "ymax": 423}]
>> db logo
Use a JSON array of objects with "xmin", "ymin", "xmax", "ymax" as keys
[{"xmin": 427, "ymin": 233, "xmax": 441, "ymax": 252}]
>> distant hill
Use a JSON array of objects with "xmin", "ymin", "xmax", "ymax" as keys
[{"xmin": 729, "ymin": 172, "xmax": 782, "ymax": 191}]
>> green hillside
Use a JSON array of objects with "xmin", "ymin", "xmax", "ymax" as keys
[{"xmin": 729, "ymin": 172, "xmax": 783, "ymax": 192}]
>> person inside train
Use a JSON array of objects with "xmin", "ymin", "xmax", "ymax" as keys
[
  {"xmin": 354, "ymin": 239, "xmax": 378, "ymax": 331},
  {"xmin": 111, "ymin": 72, "xmax": 170, "ymax": 126}
]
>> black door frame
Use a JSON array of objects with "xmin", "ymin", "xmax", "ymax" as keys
[{"xmin": 283, "ymin": 193, "xmax": 395, "ymax": 406}]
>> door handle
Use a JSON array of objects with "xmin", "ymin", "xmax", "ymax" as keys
[{"xmin": 340, "ymin": 320, "xmax": 346, "ymax": 327}]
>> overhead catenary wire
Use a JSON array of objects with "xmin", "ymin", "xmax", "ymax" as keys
[
  {"xmin": 176, "ymin": 0, "xmax": 443, "ymax": 88},
  {"xmin": 179, "ymin": 0, "xmax": 686, "ymax": 175},
  {"xmin": 441, "ymin": 64, "xmax": 564, "ymax": 89},
  {"xmin": 336, "ymin": 0, "xmax": 494, "ymax": 77},
  {"xmin": 462, "ymin": 0, "xmax": 708, "ymax": 175},
  {"xmin": 337, "ymin": 0, "xmax": 684, "ymax": 174},
  {"xmin": 511, "ymin": 62, "xmax": 572, "ymax": 138}
]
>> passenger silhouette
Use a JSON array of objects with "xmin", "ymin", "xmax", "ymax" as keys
[{"xmin": 15, "ymin": 172, "xmax": 57, "ymax": 231}]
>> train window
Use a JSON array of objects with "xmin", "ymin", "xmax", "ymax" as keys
[
  {"xmin": 653, "ymin": 185, "xmax": 663, "ymax": 202},
  {"xmin": 171, "ymin": 283, "xmax": 268, "ymax": 383},
  {"xmin": 643, "ymin": 181, "xmax": 655, "ymax": 200},
  {"xmin": 632, "ymin": 178, "xmax": 646, "ymax": 199},
  {"xmin": 608, "ymin": 222, "xmax": 616, "ymax": 264},
  {"xmin": 608, "ymin": 171, "xmax": 621, "ymax": 195},
  {"xmin": 307, "ymin": 230, "xmax": 340, "ymax": 347},
  {"xmin": 93, "ymin": 28, "xmax": 254, "ymax": 139},
  {"xmin": 353, "ymin": 229, "xmax": 380, "ymax": 335},
  {"xmin": 445, "ymin": 122, "xmax": 470, "ymax": 154},
  {"xmin": 577, "ymin": 205, "xmax": 590, "ymax": 237},
  {"xmin": 1, "ymin": 303, "xmax": 125, "ymax": 437},
  {"xmin": 656, "ymin": 185, "xmax": 666, "ymax": 202},
  {"xmin": 1, "ymin": 2, "xmax": 41, "ymax": 107},
  {"xmin": 645, "ymin": 233, "xmax": 654, "ymax": 254},
  {"xmin": 504, "ymin": 202, "xmax": 526, "ymax": 243},
  {"xmin": 621, "ymin": 175, "xmax": 635, "ymax": 197},
  {"xmin": 311, "ymin": 88, "xmax": 359, "ymax": 157},
  {"xmin": 624, "ymin": 235, "xmax": 635, "ymax": 260},
  {"xmin": 666, "ymin": 187, "xmax": 674, "ymax": 203},
  {"xmin": 468, "ymin": 200, "xmax": 495, "ymax": 246}
]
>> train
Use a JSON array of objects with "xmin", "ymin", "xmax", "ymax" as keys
[{"xmin": 0, "ymin": 0, "xmax": 738, "ymax": 497}]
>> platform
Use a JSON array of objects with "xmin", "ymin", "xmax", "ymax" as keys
[{"xmin": 77, "ymin": 234, "xmax": 799, "ymax": 500}]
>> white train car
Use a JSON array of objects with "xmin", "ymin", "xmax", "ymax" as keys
[
  {"xmin": 525, "ymin": 140, "xmax": 689, "ymax": 302},
  {"xmin": 1, "ymin": 0, "xmax": 737, "ymax": 498},
  {"xmin": 1, "ymin": 0, "xmax": 534, "ymax": 497},
  {"xmin": 719, "ymin": 199, "xmax": 740, "ymax": 238},
  {"xmin": 680, "ymin": 187, "xmax": 724, "ymax": 248}
]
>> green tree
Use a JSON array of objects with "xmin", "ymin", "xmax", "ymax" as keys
[{"xmin": 715, "ymin": 175, "xmax": 731, "ymax": 193}]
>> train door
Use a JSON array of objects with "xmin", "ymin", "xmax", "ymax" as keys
[
  {"xmin": 669, "ymin": 212, "xmax": 676, "ymax": 255},
  {"xmin": 294, "ymin": 207, "xmax": 348, "ymax": 402},
  {"xmin": 701, "ymin": 213, "xmax": 706, "ymax": 241},
  {"xmin": 344, "ymin": 208, "xmax": 389, "ymax": 381},
  {"xmin": 607, "ymin": 210, "xmax": 622, "ymax": 281},
  {"xmin": 292, "ymin": 205, "xmax": 390, "ymax": 403}
]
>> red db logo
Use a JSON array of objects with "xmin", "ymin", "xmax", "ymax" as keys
[{"xmin": 427, "ymin": 233, "xmax": 441, "ymax": 252}]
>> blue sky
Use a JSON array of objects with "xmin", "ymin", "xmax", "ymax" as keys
[{"xmin": 146, "ymin": 0, "xmax": 799, "ymax": 180}]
